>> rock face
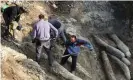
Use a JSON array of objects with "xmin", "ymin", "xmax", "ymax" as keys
[
  {"xmin": 68, "ymin": 1, "xmax": 115, "ymax": 36},
  {"xmin": 1, "ymin": 1, "xmax": 133, "ymax": 80},
  {"xmin": 1, "ymin": 45, "xmax": 47, "ymax": 80}
]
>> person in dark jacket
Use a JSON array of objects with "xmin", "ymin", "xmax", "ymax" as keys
[
  {"xmin": 48, "ymin": 15, "xmax": 67, "ymax": 43},
  {"xmin": 60, "ymin": 35, "xmax": 93, "ymax": 73},
  {"xmin": 3, "ymin": 4, "xmax": 26, "ymax": 39}
]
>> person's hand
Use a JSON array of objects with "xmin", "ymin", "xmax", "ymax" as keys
[
  {"xmin": 89, "ymin": 47, "xmax": 93, "ymax": 51},
  {"xmin": 90, "ymin": 49, "xmax": 93, "ymax": 51},
  {"xmin": 32, "ymin": 39, "xmax": 35, "ymax": 43},
  {"xmin": 53, "ymin": 38, "xmax": 56, "ymax": 40},
  {"xmin": 85, "ymin": 44, "xmax": 94, "ymax": 51}
]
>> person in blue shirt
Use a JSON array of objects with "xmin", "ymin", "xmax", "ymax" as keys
[{"xmin": 60, "ymin": 35, "xmax": 93, "ymax": 73}]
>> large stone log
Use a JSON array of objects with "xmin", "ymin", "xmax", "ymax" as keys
[
  {"xmin": 93, "ymin": 35, "xmax": 125, "ymax": 59},
  {"xmin": 109, "ymin": 34, "xmax": 131, "ymax": 58},
  {"xmin": 109, "ymin": 54, "xmax": 131, "ymax": 80},
  {"xmin": 1, "ymin": 45, "xmax": 47, "ymax": 80},
  {"xmin": 52, "ymin": 61, "xmax": 83, "ymax": 80},
  {"xmin": 101, "ymin": 51, "xmax": 116, "ymax": 80},
  {"xmin": 121, "ymin": 57, "xmax": 131, "ymax": 66}
]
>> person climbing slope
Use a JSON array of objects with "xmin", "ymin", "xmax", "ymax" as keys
[
  {"xmin": 32, "ymin": 14, "xmax": 58, "ymax": 66},
  {"xmin": 48, "ymin": 14, "xmax": 67, "ymax": 43},
  {"xmin": 2, "ymin": 3, "xmax": 26, "ymax": 40},
  {"xmin": 60, "ymin": 35, "xmax": 93, "ymax": 73}
]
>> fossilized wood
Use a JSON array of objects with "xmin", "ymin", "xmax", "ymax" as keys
[
  {"xmin": 93, "ymin": 35, "xmax": 125, "ymax": 59},
  {"xmin": 109, "ymin": 34, "xmax": 131, "ymax": 58},
  {"xmin": 109, "ymin": 54, "xmax": 131, "ymax": 80},
  {"xmin": 121, "ymin": 57, "xmax": 131, "ymax": 66},
  {"xmin": 101, "ymin": 51, "xmax": 116, "ymax": 80},
  {"xmin": 52, "ymin": 61, "xmax": 83, "ymax": 80}
]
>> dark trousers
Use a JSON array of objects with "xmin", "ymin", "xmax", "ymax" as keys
[
  {"xmin": 3, "ymin": 13, "xmax": 10, "ymax": 37},
  {"xmin": 60, "ymin": 50, "xmax": 77, "ymax": 72},
  {"xmin": 36, "ymin": 40, "xmax": 53, "ymax": 66}
]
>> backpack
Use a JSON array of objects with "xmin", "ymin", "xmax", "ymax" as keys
[{"xmin": 49, "ymin": 19, "xmax": 61, "ymax": 29}]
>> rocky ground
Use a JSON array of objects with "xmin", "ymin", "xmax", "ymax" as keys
[{"xmin": 1, "ymin": 1, "xmax": 133, "ymax": 80}]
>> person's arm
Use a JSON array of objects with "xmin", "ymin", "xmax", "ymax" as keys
[
  {"xmin": 49, "ymin": 22, "xmax": 58, "ymax": 38},
  {"xmin": 64, "ymin": 40, "xmax": 70, "ymax": 47},
  {"xmin": 15, "ymin": 15, "xmax": 20, "ymax": 22},
  {"xmin": 77, "ymin": 39, "xmax": 93, "ymax": 51},
  {"xmin": 15, "ymin": 6, "xmax": 21, "ymax": 22}
]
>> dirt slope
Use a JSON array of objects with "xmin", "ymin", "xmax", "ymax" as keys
[{"xmin": 1, "ymin": 1, "xmax": 133, "ymax": 80}]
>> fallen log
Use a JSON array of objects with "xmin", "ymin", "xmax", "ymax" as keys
[
  {"xmin": 52, "ymin": 61, "xmax": 83, "ymax": 80},
  {"xmin": 109, "ymin": 34, "xmax": 131, "ymax": 58},
  {"xmin": 109, "ymin": 54, "xmax": 131, "ymax": 80},
  {"xmin": 121, "ymin": 57, "xmax": 131, "ymax": 66},
  {"xmin": 101, "ymin": 51, "xmax": 116, "ymax": 80},
  {"xmin": 93, "ymin": 35, "xmax": 125, "ymax": 59}
]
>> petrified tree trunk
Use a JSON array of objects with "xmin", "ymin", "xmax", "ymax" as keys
[
  {"xmin": 109, "ymin": 34, "xmax": 131, "ymax": 58},
  {"xmin": 52, "ymin": 61, "xmax": 83, "ymax": 80},
  {"xmin": 93, "ymin": 36, "xmax": 131, "ymax": 66},
  {"xmin": 101, "ymin": 51, "xmax": 116, "ymax": 80},
  {"xmin": 93, "ymin": 35, "xmax": 125, "ymax": 59},
  {"xmin": 121, "ymin": 57, "xmax": 131, "ymax": 66},
  {"xmin": 109, "ymin": 54, "xmax": 131, "ymax": 80}
]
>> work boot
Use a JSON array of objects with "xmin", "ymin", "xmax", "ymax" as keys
[
  {"xmin": 70, "ymin": 70, "xmax": 76, "ymax": 75},
  {"xmin": 49, "ymin": 65, "xmax": 54, "ymax": 73},
  {"xmin": 35, "ymin": 57, "xmax": 40, "ymax": 64},
  {"xmin": 49, "ymin": 61, "xmax": 54, "ymax": 67}
]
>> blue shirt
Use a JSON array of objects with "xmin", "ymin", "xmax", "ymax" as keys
[{"xmin": 65, "ymin": 39, "xmax": 93, "ymax": 56}]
